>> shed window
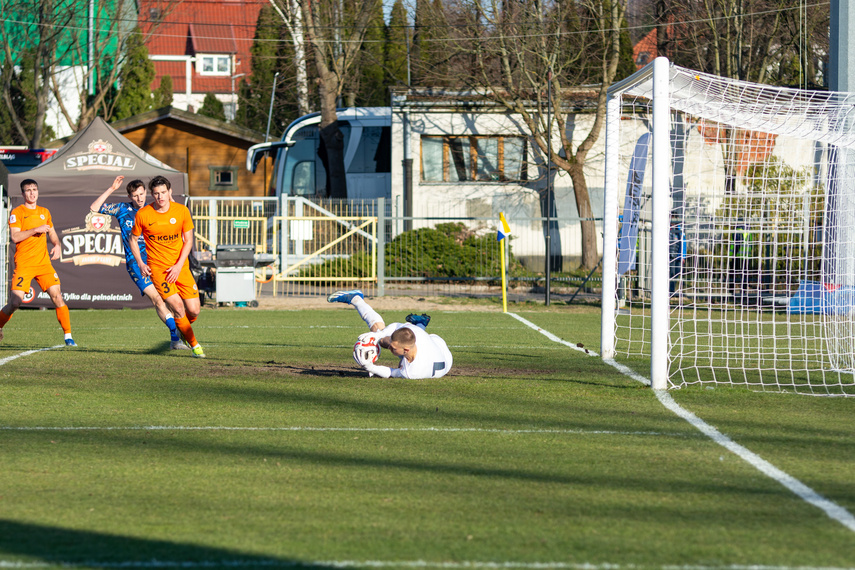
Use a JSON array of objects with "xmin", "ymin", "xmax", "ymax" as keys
[{"xmin": 209, "ymin": 166, "xmax": 238, "ymax": 191}]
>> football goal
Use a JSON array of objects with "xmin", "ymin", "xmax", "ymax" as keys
[{"xmin": 601, "ymin": 57, "xmax": 855, "ymax": 396}]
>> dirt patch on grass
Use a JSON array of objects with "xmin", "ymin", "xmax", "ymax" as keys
[
  {"xmin": 220, "ymin": 294, "xmax": 505, "ymax": 313},
  {"xmin": 205, "ymin": 360, "xmax": 533, "ymax": 380}
]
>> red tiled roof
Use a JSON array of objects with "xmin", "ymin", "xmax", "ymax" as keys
[
  {"xmin": 190, "ymin": 23, "xmax": 238, "ymax": 53},
  {"xmin": 633, "ymin": 28, "xmax": 657, "ymax": 70},
  {"xmin": 140, "ymin": 0, "xmax": 265, "ymax": 95}
]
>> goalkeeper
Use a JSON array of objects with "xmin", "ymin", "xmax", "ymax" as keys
[{"xmin": 328, "ymin": 290, "xmax": 453, "ymax": 379}]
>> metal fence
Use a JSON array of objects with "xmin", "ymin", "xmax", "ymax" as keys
[{"xmin": 187, "ymin": 196, "xmax": 603, "ymax": 302}]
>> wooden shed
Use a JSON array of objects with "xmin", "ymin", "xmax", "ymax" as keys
[{"xmin": 109, "ymin": 106, "xmax": 272, "ymax": 197}]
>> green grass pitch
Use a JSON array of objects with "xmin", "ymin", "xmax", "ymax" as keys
[{"xmin": 0, "ymin": 304, "xmax": 853, "ymax": 569}]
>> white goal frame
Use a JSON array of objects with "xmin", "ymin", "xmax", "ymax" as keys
[{"xmin": 601, "ymin": 57, "xmax": 855, "ymax": 395}]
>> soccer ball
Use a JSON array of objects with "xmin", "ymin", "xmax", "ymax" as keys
[{"xmin": 353, "ymin": 339, "xmax": 380, "ymax": 366}]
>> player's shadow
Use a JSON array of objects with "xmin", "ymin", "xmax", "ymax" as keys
[
  {"xmin": 148, "ymin": 341, "xmax": 193, "ymax": 355},
  {"xmin": 293, "ymin": 366, "xmax": 363, "ymax": 378},
  {"xmin": 0, "ymin": 518, "xmax": 337, "ymax": 568}
]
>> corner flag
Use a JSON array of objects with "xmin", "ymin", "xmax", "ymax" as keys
[
  {"xmin": 498, "ymin": 213, "xmax": 511, "ymax": 312},
  {"xmin": 497, "ymin": 212, "xmax": 511, "ymax": 241}
]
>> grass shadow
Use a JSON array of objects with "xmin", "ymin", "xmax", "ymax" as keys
[{"xmin": 0, "ymin": 518, "xmax": 336, "ymax": 569}]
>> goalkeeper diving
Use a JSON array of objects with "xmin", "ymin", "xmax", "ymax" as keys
[{"xmin": 328, "ymin": 290, "xmax": 453, "ymax": 379}]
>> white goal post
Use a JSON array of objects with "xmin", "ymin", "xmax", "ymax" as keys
[{"xmin": 601, "ymin": 56, "xmax": 855, "ymax": 396}]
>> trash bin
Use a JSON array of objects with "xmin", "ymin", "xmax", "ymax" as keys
[{"xmin": 215, "ymin": 244, "xmax": 257, "ymax": 306}]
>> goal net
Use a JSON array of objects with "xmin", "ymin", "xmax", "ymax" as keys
[{"xmin": 601, "ymin": 57, "xmax": 855, "ymax": 396}]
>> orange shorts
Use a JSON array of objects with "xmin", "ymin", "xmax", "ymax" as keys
[
  {"xmin": 11, "ymin": 263, "xmax": 60, "ymax": 293},
  {"xmin": 149, "ymin": 264, "xmax": 199, "ymax": 300}
]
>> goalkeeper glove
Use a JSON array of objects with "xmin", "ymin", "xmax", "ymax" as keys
[
  {"xmin": 357, "ymin": 332, "xmax": 380, "ymax": 346},
  {"xmin": 362, "ymin": 362, "xmax": 392, "ymax": 378}
]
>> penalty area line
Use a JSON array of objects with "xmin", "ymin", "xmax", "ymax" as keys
[
  {"xmin": 0, "ymin": 345, "xmax": 64, "ymax": 366},
  {"xmin": 505, "ymin": 314, "xmax": 855, "ymax": 534}
]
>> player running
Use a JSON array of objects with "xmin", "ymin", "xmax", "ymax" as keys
[
  {"xmin": 129, "ymin": 176, "xmax": 205, "ymax": 358},
  {"xmin": 90, "ymin": 175, "xmax": 187, "ymax": 350},
  {"xmin": 0, "ymin": 179, "xmax": 76, "ymax": 346},
  {"xmin": 328, "ymin": 289, "xmax": 452, "ymax": 379}
]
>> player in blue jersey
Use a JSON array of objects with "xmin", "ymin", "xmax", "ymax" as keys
[{"xmin": 90, "ymin": 175, "xmax": 188, "ymax": 350}]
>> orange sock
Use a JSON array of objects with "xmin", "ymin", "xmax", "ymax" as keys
[
  {"xmin": 188, "ymin": 314, "xmax": 197, "ymax": 324},
  {"xmin": 0, "ymin": 309, "xmax": 12, "ymax": 329},
  {"xmin": 56, "ymin": 305, "xmax": 71, "ymax": 334},
  {"xmin": 175, "ymin": 316, "xmax": 198, "ymax": 347}
]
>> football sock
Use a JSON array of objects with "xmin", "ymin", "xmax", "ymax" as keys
[
  {"xmin": 175, "ymin": 316, "xmax": 198, "ymax": 347},
  {"xmin": 188, "ymin": 314, "xmax": 197, "ymax": 324},
  {"xmin": 56, "ymin": 305, "xmax": 71, "ymax": 334},
  {"xmin": 0, "ymin": 309, "xmax": 12, "ymax": 329},
  {"xmin": 165, "ymin": 315, "xmax": 180, "ymax": 341},
  {"xmin": 351, "ymin": 296, "xmax": 383, "ymax": 330}
]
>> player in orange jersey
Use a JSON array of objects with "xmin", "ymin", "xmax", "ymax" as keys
[
  {"xmin": 129, "ymin": 175, "xmax": 205, "ymax": 357},
  {"xmin": 0, "ymin": 179, "xmax": 76, "ymax": 346}
]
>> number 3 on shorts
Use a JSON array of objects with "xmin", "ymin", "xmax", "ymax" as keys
[{"xmin": 160, "ymin": 280, "xmax": 173, "ymax": 295}]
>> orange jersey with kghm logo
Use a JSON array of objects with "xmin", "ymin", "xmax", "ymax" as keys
[
  {"xmin": 131, "ymin": 202, "xmax": 194, "ymax": 270},
  {"xmin": 8, "ymin": 204, "xmax": 53, "ymax": 269}
]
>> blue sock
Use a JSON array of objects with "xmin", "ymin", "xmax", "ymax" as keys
[{"xmin": 166, "ymin": 316, "xmax": 180, "ymax": 341}]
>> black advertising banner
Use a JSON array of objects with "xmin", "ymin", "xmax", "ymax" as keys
[{"xmin": 8, "ymin": 118, "xmax": 189, "ymax": 309}]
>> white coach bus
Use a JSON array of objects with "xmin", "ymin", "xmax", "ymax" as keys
[{"xmin": 246, "ymin": 107, "xmax": 392, "ymax": 202}]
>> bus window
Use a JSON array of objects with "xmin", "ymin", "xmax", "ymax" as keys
[
  {"xmin": 348, "ymin": 126, "xmax": 391, "ymax": 174},
  {"xmin": 283, "ymin": 136, "xmax": 325, "ymax": 196},
  {"xmin": 292, "ymin": 161, "xmax": 315, "ymax": 195}
]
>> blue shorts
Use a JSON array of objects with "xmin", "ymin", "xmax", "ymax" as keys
[{"xmin": 126, "ymin": 259, "xmax": 154, "ymax": 296}]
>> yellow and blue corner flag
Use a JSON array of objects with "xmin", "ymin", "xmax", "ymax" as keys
[{"xmin": 497, "ymin": 212, "xmax": 511, "ymax": 241}]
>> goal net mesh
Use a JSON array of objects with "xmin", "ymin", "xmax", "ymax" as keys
[{"xmin": 606, "ymin": 62, "xmax": 855, "ymax": 395}]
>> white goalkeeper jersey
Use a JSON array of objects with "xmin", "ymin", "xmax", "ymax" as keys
[{"xmin": 378, "ymin": 322, "xmax": 453, "ymax": 379}]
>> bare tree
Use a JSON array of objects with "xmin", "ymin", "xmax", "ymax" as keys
[
  {"xmin": 424, "ymin": 0, "xmax": 627, "ymax": 270},
  {"xmin": 1, "ymin": 0, "xmax": 76, "ymax": 146},
  {"xmin": 269, "ymin": 0, "xmax": 311, "ymax": 116},
  {"xmin": 659, "ymin": 0, "xmax": 829, "ymax": 85},
  {"xmin": 1, "ymin": 0, "xmax": 181, "ymax": 144},
  {"xmin": 51, "ymin": 0, "xmax": 142, "ymax": 130},
  {"xmin": 651, "ymin": 0, "xmax": 829, "ymax": 194},
  {"xmin": 300, "ymin": 0, "xmax": 382, "ymax": 198}
]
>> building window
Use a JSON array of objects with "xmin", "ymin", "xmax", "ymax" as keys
[
  {"xmin": 209, "ymin": 166, "xmax": 238, "ymax": 191},
  {"xmin": 421, "ymin": 135, "xmax": 528, "ymax": 182},
  {"xmin": 198, "ymin": 55, "xmax": 231, "ymax": 76}
]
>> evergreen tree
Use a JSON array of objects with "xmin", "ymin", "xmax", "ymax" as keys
[
  {"xmin": 1, "ymin": 50, "xmax": 55, "ymax": 145},
  {"xmin": 198, "ymin": 93, "xmax": 226, "ymax": 121},
  {"xmin": 113, "ymin": 29, "xmax": 156, "ymax": 120},
  {"xmin": 152, "ymin": 75, "xmax": 173, "ymax": 109},
  {"xmin": 385, "ymin": 0, "xmax": 409, "ymax": 88},
  {"xmin": 0, "ymin": 61, "xmax": 22, "ymax": 144},
  {"xmin": 237, "ymin": 4, "xmax": 289, "ymax": 133},
  {"xmin": 616, "ymin": 19, "xmax": 637, "ymax": 81},
  {"xmin": 354, "ymin": 1, "xmax": 387, "ymax": 106}
]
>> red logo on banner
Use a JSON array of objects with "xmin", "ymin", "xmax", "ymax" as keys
[
  {"xmin": 92, "ymin": 142, "xmax": 108, "ymax": 153},
  {"xmin": 91, "ymin": 215, "xmax": 106, "ymax": 230}
]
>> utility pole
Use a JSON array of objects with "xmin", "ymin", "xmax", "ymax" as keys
[{"xmin": 265, "ymin": 72, "xmax": 280, "ymax": 142}]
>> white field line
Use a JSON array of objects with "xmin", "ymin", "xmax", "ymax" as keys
[
  {"xmin": 653, "ymin": 388, "xmax": 855, "ymax": 532},
  {"xmin": 502, "ymin": 315, "xmax": 855, "ymax": 533},
  {"xmin": 595, "ymin": 357, "xmax": 855, "ymax": 533},
  {"xmin": 0, "ymin": 346, "xmax": 63, "ymax": 366},
  {"xmin": 0, "ymin": 425, "xmax": 687, "ymax": 437},
  {"xmin": 1, "ymin": 561, "xmax": 854, "ymax": 570},
  {"xmin": 505, "ymin": 313, "xmax": 598, "ymax": 356}
]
